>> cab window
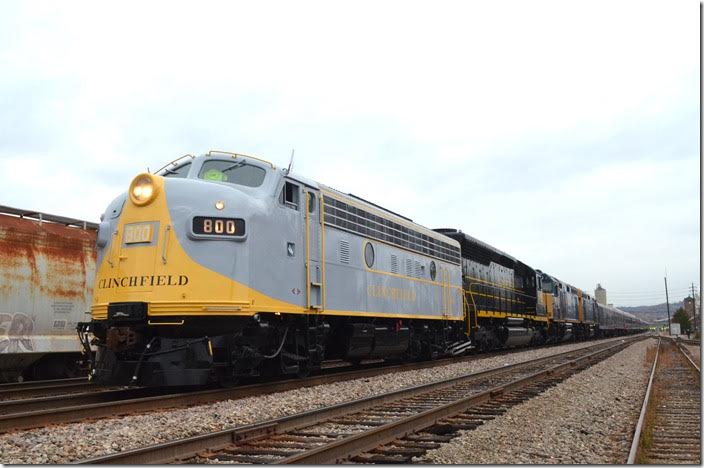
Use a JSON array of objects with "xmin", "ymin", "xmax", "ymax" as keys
[
  {"xmin": 280, "ymin": 181, "xmax": 300, "ymax": 210},
  {"xmin": 198, "ymin": 160, "xmax": 266, "ymax": 187},
  {"xmin": 159, "ymin": 163, "xmax": 191, "ymax": 178}
]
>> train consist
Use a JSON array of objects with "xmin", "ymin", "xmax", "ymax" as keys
[
  {"xmin": 0, "ymin": 206, "xmax": 97, "ymax": 382},
  {"xmin": 78, "ymin": 151, "xmax": 649, "ymax": 386}
]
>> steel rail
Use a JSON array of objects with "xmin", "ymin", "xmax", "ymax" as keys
[
  {"xmin": 676, "ymin": 340, "xmax": 700, "ymax": 372},
  {"xmin": 661, "ymin": 335, "xmax": 700, "ymax": 372},
  {"xmin": 75, "ymin": 337, "xmax": 643, "ymax": 465},
  {"xmin": 675, "ymin": 337, "xmax": 700, "ymax": 346},
  {"xmin": 0, "ymin": 377, "xmax": 87, "ymax": 393},
  {"xmin": 0, "ymin": 382, "xmax": 99, "ymax": 401},
  {"xmin": 627, "ymin": 337, "xmax": 660, "ymax": 464},
  {"xmin": 0, "ymin": 387, "xmax": 158, "ymax": 415}
]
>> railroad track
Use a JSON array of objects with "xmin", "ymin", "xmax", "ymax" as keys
[
  {"xmin": 3, "ymin": 339, "xmax": 566, "ymax": 435},
  {"xmin": 0, "ymin": 337, "xmax": 630, "ymax": 434},
  {"xmin": 674, "ymin": 337, "xmax": 700, "ymax": 346},
  {"xmin": 0, "ymin": 377, "xmax": 92, "ymax": 400},
  {"xmin": 628, "ymin": 337, "xmax": 700, "ymax": 464},
  {"xmin": 76, "ymin": 336, "xmax": 644, "ymax": 464}
]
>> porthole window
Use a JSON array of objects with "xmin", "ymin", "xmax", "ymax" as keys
[
  {"xmin": 430, "ymin": 261, "xmax": 437, "ymax": 281},
  {"xmin": 364, "ymin": 242, "xmax": 375, "ymax": 268}
]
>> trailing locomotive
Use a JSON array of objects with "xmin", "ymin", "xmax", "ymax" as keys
[{"xmin": 78, "ymin": 151, "xmax": 648, "ymax": 386}]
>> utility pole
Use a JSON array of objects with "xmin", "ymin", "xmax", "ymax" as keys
[
  {"xmin": 692, "ymin": 283, "xmax": 698, "ymax": 332},
  {"xmin": 664, "ymin": 276, "xmax": 671, "ymax": 335}
]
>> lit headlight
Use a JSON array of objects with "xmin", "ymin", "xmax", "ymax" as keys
[{"xmin": 128, "ymin": 173, "xmax": 158, "ymax": 206}]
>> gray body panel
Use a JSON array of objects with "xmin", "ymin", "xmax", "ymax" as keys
[{"xmin": 96, "ymin": 154, "xmax": 463, "ymax": 320}]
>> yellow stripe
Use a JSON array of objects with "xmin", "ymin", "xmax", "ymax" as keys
[
  {"xmin": 469, "ymin": 291, "xmax": 525, "ymax": 304},
  {"xmin": 476, "ymin": 310, "xmax": 548, "ymax": 321},
  {"xmin": 322, "ymin": 309, "xmax": 463, "ymax": 321},
  {"xmin": 366, "ymin": 263, "xmax": 462, "ymax": 291},
  {"xmin": 147, "ymin": 320, "xmax": 184, "ymax": 326},
  {"xmin": 465, "ymin": 276, "xmax": 523, "ymax": 293}
]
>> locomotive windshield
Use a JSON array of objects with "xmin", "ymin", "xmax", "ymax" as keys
[
  {"xmin": 198, "ymin": 160, "xmax": 266, "ymax": 188},
  {"xmin": 541, "ymin": 275, "xmax": 554, "ymax": 293}
]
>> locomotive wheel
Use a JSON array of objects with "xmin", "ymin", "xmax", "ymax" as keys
[
  {"xmin": 295, "ymin": 361, "xmax": 311, "ymax": 378},
  {"xmin": 219, "ymin": 376, "xmax": 240, "ymax": 388}
]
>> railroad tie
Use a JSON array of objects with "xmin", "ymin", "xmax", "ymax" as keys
[
  {"xmin": 350, "ymin": 452, "xmax": 410, "ymax": 463},
  {"xmin": 330, "ymin": 418, "xmax": 388, "ymax": 426},
  {"xmin": 391, "ymin": 439, "xmax": 443, "ymax": 450},
  {"xmin": 404, "ymin": 432, "xmax": 455, "ymax": 443}
]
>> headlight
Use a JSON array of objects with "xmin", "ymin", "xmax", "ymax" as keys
[{"xmin": 128, "ymin": 173, "xmax": 159, "ymax": 206}]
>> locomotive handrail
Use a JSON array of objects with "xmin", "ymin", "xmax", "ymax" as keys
[
  {"xmin": 462, "ymin": 289, "xmax": 478, "ymax": 332},
  {"xmin": 161, "ymin": 225, "xmax": 171, "ymax": 264},
  {"xmin": 466, "ymin": 282, "xmax": 537, "ymax": 316},
  {"xmin": 152, "ymin": 154, "xmax": 195, "ymax": 175},
  {"xmin": 0, "ymin": 204, "xmax": 99, "ymax": 229},
  {"xmin": 107, "ymin": 229, "xmax": 118, "ymax": 268},
  {"xmin": 463, "ymin": 273, "xmax": 525, "ymax": 293},
  {"xmin": 206, "ymin": 150, "xmax": 276, "ymax": 169}
]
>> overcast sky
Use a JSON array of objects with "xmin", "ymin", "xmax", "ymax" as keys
[{"xmin": 0, "ymin": 0, "xmax": 699, "ymax": 307}]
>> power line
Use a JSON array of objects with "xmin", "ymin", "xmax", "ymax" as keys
[
  {"xmin": 608, "ymin": 291, "xmax": 695, "ymax": 298},
  {"xmin": 608, "ymin": 287, "xmax": 695, "ymax": 296},
  {"xmin": 606, "ymin": 289, "xmax": 691, "ymax": 298},
  {"xmin": 608, "ymin": 289, "xmax": 692, "ymax": 295}
]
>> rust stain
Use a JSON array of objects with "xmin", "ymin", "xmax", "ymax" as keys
[{"xmin": 0, "ymin": 214, "xmax": 97, "ymax": 301}]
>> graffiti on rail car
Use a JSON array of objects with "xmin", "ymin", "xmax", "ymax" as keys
[{"xmin": 0, "ymin": 312, "xmax": 35, "ymax": 352}]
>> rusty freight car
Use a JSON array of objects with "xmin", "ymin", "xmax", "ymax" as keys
[{"xmin": 0, "ymin": 206, "xmax": 97, "ymax": 382}]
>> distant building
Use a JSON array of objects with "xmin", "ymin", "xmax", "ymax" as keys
[
  {"xmin": 683, "ymin": 295, "xmax": 699, "ymax": 315},
  {"xmin": 684, "ymin": 296, "xmax": 695, "ymax": 314},
  {"xmin": 683, "ymin": 295, "xmax": 700, "ymax": 330},
  {"xmin": 595, "ymin": 283, "xmax": 607, "ymax": 305}
]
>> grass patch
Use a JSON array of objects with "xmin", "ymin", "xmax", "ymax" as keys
[{"xmin": 634, "ymin": 341, "xmax": 661, "ymax": 463}]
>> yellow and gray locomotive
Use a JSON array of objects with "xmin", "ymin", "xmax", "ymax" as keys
[
  {"xmin": 78, "ymin": 150, "xmax": 648, "ymax": 386},
  {"xmin": 80, "ymin": 151, "xmax": 467, "ymax": 385}
]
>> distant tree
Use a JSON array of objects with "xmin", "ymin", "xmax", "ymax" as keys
[{"xmin": 672, "ymin": 308, "xmax": 691, "ymax": 335}]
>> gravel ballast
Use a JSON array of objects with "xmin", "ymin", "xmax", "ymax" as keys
[
  {"xmin": 416, "ymin": 338, "xmax": 654, "ymax": 464},
  {"xmin": 0, "ymin": 336, "xmax": 644, "ymax": 464}
]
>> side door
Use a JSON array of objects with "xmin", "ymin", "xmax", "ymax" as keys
[{"xmin": 304, "ymin": 189, "xmax": 324, "ymax": 311}]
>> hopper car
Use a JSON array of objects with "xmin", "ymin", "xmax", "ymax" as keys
[{"xmin": 0, "ymin": 206, "xmax": 97, "ymax": 381}]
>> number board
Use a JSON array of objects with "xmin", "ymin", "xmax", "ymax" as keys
[
  {"xmin": 124, "ymin": 223, "xmax": 154, "ymax": 244},
  {"xmin": 192, "ymin": 216, "xmax": 246, "ymax": 237}
]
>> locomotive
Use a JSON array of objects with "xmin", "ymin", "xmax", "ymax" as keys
[{"xmin": 78, "ymin": 151, "xmax": 648, "ymax": 386}]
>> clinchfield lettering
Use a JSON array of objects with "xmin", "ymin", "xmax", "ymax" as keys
[{"xmin": 98, "ymin": 275, "xmax": 189, "ymax": 289}]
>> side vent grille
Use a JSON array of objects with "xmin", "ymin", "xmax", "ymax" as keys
[
  {"xmin": 406, "ymin": 259, "xmax": 413, "ymax": 277},
  {"xmin": 391, "ymin": 255, "xmax": 398, "ymax": 274},
  {"xmin": 339, "ymin": 240, "xmax": 350, "ymax": 264},
  {"xmin": 414, "ymin": 260, "xmax": 422, "ymax": 278}
]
